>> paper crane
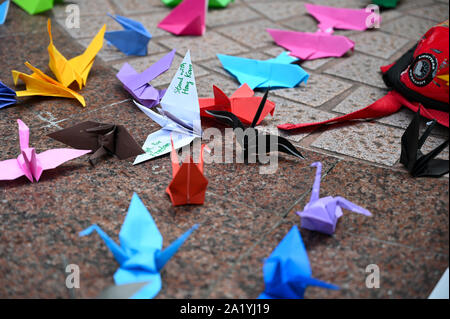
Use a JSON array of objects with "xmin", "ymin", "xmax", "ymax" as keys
[
  {"xmin": 79, "ymin": 193, "xmax": 198, "ymax": 299},
  {"xmin": 0, "ymin": 119, "xmax": 90, "ymax": 183},
  {"xmin": 296, "ymin": 162, "xmax": 371, "ymax": 235},
  {"xmin": 217, "ymin": 52, "xmax": 309, "ymax": 90},
  {"xmin": 166, "ymin": 141, "xmax": 208, "ymax": 206},
  {"xmin": 12, "ymin": 0, "xmax": 63, "ymax": 15},
  {"xmin": 0, "ymin": 80, "xmax": 16, "ymax": 109},
  {"xmin": 117, "ymin": 50, "xmax": 175, "ymax": 108},
  {"xmin": 47, "ymin": 19, "xmax": 105, "ymax": 89},
  {"xmin": 400, "ymin": 108, "xmax": 449, "ymax": 178},
  {"xmin": 47, "ymin": 121, "xmax": 144, "ymax": 165},
  {"xmin": 373, "ymin": 0, "xmax": 399, "ymax": 8},
  {"xmin": 158, "ymin": 0, "xmax": 207, "ymax": 36},
  {"xmin": 258, "ymin": 225, "xmax": 339, "ymax": 299},
  {"xmin": 162, "ymin": 0, "xmax": 234, "ymax": 8},
  {"xmin": 0, "ymin": 0, "xmax": 10, "ymax": 25},
  {"xmin": 105, "ymin": 14, "xmax": 152, "ymax": 56},
  {"xmin": 205, "ymin": 90, "xmax": 304, "ymax": 161},
  {"xmin": 12, "ymin": 62, "xmax": 86, "ymax": 106},
  {"xmin": 199, "ymin": 84, "xmax": 275, "ymax": 126}
]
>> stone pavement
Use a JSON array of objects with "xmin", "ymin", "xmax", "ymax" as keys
[{"xmin": 0, "ymin": 0, "xmax": 448, "ymax": 298}]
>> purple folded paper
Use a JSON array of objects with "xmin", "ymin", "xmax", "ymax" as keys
[
  {"xmin": 116, "ymin": 49, "xmax": 176, "ymax": 108},
  {"xmin": 297, "ymin": 162, "xmax": 371, "ymax": 235}
]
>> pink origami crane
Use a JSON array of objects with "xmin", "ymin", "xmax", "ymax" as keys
[
  {"xmin": 305, "ymin": 3, "xmax": 381, "ymax": 33},
  {"xmin": 158, "ymin": 0, "xmax": 207, "ymax": 36},
  {"xmin": 296, "ymin": 162, "xmax": 371, "ymax": 235},
  {"xmin": 0, "ymin": 120, "xmax": 90, "ymax": 183}
]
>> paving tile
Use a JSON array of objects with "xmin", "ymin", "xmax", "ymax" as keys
[
  {"xmin": 407, "ymin": 3, "xmax": 449, "ymax": 22},
  {"xmin": 196, "ymin": 74, "xmax": 245, "ymax": 98},
  {"xmin": 280, "ymin": 15, "xmax": 321, "ymax": 32},
  {"xmin": 349, "ymin": 31, "xmax": 410, "ymax": 59},
  {"xmin": 396, "ymin": 0, "xmax": 437, "ymax": 11},
  {"xmin": 52, "ymin": 0, "xmax": 116, "ymax": 17},
  {"xmin": 158, "ymin": 32, "xmax": 247, "ymax": 62},
  {"xmin": 324, "ymin": 54, "xmax": 388, "ymax": 88},
  {"xmin": 112, "ymin": 52, "xmax": 210, "ymax": 89},
  {"xmin": 110, "ymin": 0, "xmax": 168, "ymax": 15},
  {"xmin": 247, "ymin": 1, "xmax": 308, "ymax": 21},
  {"xmin": 130, "ymin": 12, "xmax": 174, "ymax": 38},
  {"xmin": 272, "ymin": 74, "xmax": 353, "ymax": 107},
  {"xmin": 216, "ymin": 19, "xmax": 284, "ymax": 49},
  {"xmin": 381, "ymin": 15, "xmax": 438, "ymax": 40},
  {"xmin": 207, "ymin": 6, "xmax": 261, "ymax": 28}
]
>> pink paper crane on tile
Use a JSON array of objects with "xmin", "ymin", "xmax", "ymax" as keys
[
  {"xmin": 0, "ymin": 120, "xmax": 90, "ymax": 183},
  {"xmin": 158, "ymin": 0, "xmax": 207, "ymax": 36},
  {"xmin": 296, "ymin": 162, "xmax": 371, "ymax": 235},
  {"xmin": 267, "ymin": 3, "xmax": 381, "ymax": 61}
]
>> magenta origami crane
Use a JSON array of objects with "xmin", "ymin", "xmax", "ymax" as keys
[
  {"xmin": 158, "ymin": 0, "xmax": 207, "ymax": 36},
  {"xmin": 116, "ymin": 50, "xmax": 175, "ymax": 108},
  {"xmin": 267, "ymin": 3, "xmax": 381, "ymax": 61},
  {"xmin": 296, "ymin": 162, "xmax": 371, "ymax": 235},
  {"xmin": 0, "ymin": 120, "xmax": 90, "ymax": 183}
]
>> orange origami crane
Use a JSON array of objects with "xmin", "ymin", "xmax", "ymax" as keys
[
  {"xmin": 166, "ymin": 141, "xmax": 208, "ymax": 206},
  {"xmin": 47, "ymin": 19, "xmax": 106, "ymax": 89},
  {"xmin": 199, "ymin": 84, "xmax": 275, "ymax": 126},
  {"xmin": 12, "ymin": 62, "xmax": 86, "ymax": 106}
]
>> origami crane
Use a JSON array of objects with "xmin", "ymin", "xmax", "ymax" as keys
[
  {"xmin": 217, "ymin": 52, "xmax": 309, "ymax": 90},
  {"xmin": 79, "ymin": 193, "xmax": 198, "ymax": 299},
  {"xmin": 117, "ymin": 50, "xmax": 175, "ymax": 108},
  {"xmin": 12, "ymin": 0, "xmax": 63, "ymax": 15},
  {"xmin": 0, "ymin": 119, "xmax": 90, "ymax": 183},
  {"xmin": 161, "ymin": 0, "xmax": 234, "ymax": 8},
  {"xmin": 305, "ymin": 3, "xmax": 381, "ymax": 33},
  {"xmin": 47, "ymin": 121, "xmax": 144, "ymax": 165},
  {"xmin": 199, "ymin": 84, "xmax": 275, "ymax": 126},
  {"xmin": 400, "ymin": 108, "xmax": 449, "ymax": 178},
  {"xmin": 0, "ymin": 0, "xmax": 10, "ymax": 25},
  {"xmin": 0, "ymin": 80, "xmax": 16, "ymax": 109},
  {"xmin": 373, "ymin": 0, "xmax": 399, "ymax": 8},
  {"xmin": 133, "ymin": 51, "xmax": 202, "ymax": 165},
  {"xmin": 258, "ymin": 225, "xmax": 339, "ymax": 299},
  {"xmin": 105, "ymin": 14, "xmax": 152, "ymax": 57},
  {"xmin": 296, "ymin": 162, "xmax": 371, "ymax": 235},
  {"xmin": 12, "ymin": 62, "xmax": 86, "ymax": 106},
  {"xmin": 158, "ymin": 0, "xmax": 207, "ymax": 36},
  {"xmin": 166, "ymin": 141, "xmax": 208, "ymax": 206},
  {"xmin": 205, "ymin": 90, "xmax": 304, "ymax": 161},
  {"xmin": 267, "ymin": 28, "xmax": 354, "ymax": 61},
  {"xmin": 48, "ymin": 19, "xmax": 105, "ymax": 89}
]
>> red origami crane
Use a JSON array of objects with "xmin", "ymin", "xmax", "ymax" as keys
[
  {"xmin": 166, "ymin": 141, "xmax": 208, "ymax": 206},
  {"xmin": 199, "ymin": 84, "xmax": 275, "ymax": 126}
]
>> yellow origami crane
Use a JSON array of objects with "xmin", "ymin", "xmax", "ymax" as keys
[
  {"xmin": 12, "ymin": 62, "xmax": 86, "ymax": 106},
  {"xmin": 47, "ymin": 19, "xmax": 106, "ymax": 89}
]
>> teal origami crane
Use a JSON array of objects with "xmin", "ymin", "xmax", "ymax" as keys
[
  {"xmin": 258, "ymin": 225, "xmax": 339, "ymax": 299},
  {"xmin": 105, "ymin": 14, "xmax": 152, "ymax": 56},
  {"xmin": 217, "ymin": 52, "xmax": 309, "ymax": 90},
  {"xmin": 161, "ymin": 0, "xmax": 234, "ymax": 8},
  {"xmin": 79, "ymin": 193, "xmax": 198, "ymax": 299},
  {"xmin": 0, "ymin": 0, "xmax": 10, "ymax": 25}
]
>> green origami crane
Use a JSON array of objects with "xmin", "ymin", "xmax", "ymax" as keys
[
  {"xmin": 12, "ymin": 0, "xmax": 64, "ymax": 15},
  {"xmin": 161, "ymin": 0, "xmax": 234, "ymax": 8},
  {"xmin": 372, "ymin": 0, "xmax": 399, "ymax": 8}
]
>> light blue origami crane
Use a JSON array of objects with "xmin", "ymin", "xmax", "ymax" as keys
[
  {"xmin": 258, "ymin": 225, "xmax": 339, "ymax": 299},
  {"xmin": 0, "ymin": 80, "xmax": 16, "ymax": 109},
  {"xmin": 217, "ymin": 52, "xmax": 309, "ymax": 90},
  {"xmin": 0, "ymin": 0, "xmax": 10, "ymax": 25},
  {"xmin": 79, "ymin": 193, "xmax": 198, "ymax": 299},
  {"xmin": 105, "ymin": 14, "xmax": 152, "ymax": 56}
]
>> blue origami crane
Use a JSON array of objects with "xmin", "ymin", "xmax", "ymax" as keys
[
  {"xmin": 0, "ymin": 80, "xmax": 16, "ymax": 109},
  {"xmin": 0, "ymin": 0, "xmax": 10, "ymax": 25},
  {"xmin": 79, "ymin": 193, "xmax": 198, "ymax": 299},
  {"xmin": 105, "ymin": 14, "xmax": 152, "ymax": 56},
  {"xmin": 217, "ymin": 52, "xmax": 309, "ymax": 90},
  {"xmin": 258, "ymin": 225, "xmax": 339, "ymax": 299}
]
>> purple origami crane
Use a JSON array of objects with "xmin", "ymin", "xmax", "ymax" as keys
[
  {"xmin": 116, "ymin": 49, "xmax": 176, "ymax": 108},
  {"xmin": 296, "ymin": 162, "xmax": 371, "ymax": 235}
]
